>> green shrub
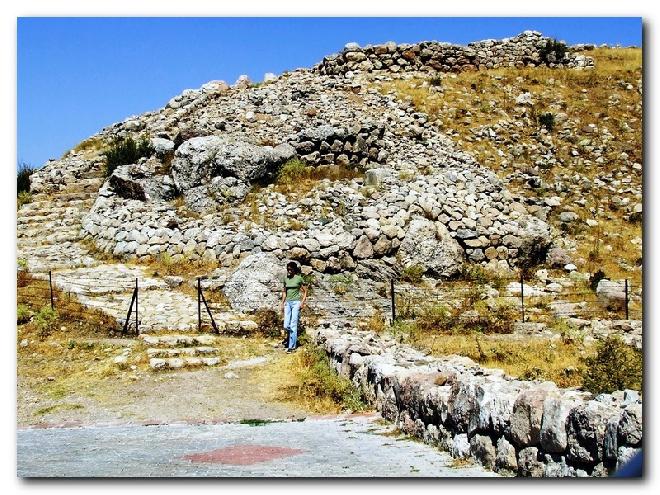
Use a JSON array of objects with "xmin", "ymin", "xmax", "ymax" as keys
[
  {"xmin": 277, "ymin": 158, "xmax": 308, "ymax": 185},
  {"xmin": 539, "ymin": 39, "xmax": 568, "ymax": 64},
  {"xmin": 33, "ymin": 306, "xmax": 58, "ymax": 338},
  {"xmin": 17, "ymin": 191, "xmax": 33, "ymax": 209},
  {"xmin": 416, "ymin": 304, "xmax": 455, "ymax": 333},
  {"xmin": 17, "ymin": 162, "xmax": 34, "ymax": 195},
  {"xmin": 401, "ymin": 264, "xmax": 425, "ymax": 284},
  {"xmin": 460, "ymin": 263, "xmax": 506, "ymax": 289},
  {"xmin": 589, "ymin": 269, "xmax": 607, "ymax": 292},
  {"xmin": 429, "ymin": 75, "xmax": 443, "ymax": 87},
  {"xmin": 17, "ymin": 304, "xmax": 32, "ymax": 324},
  {"xmin": 295, "ymin": 345, "xmax": 368, "ymax": 412},
  {"xmin": 538, "ymin": 112, "xmax": 556, "ymax": 132},
  {"xmin": 103, "ymin": 136, "xmax": 154, "ymax": 177},
  {"xmin": 329, "ymin": 274, "xmax": 353, "ymax": 295},
  {"xmin": 582, "ymin": 335, "xmax": 642, "ymax": 394},
  {"xmin": 551, "ymin": 319, "xmax": 584, "ymax": 345}
]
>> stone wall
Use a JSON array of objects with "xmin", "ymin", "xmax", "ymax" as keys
[
  {"xmin": 314, "ymin": 31, "xmax": 594, "ymax": 76},
  {"xmin": 311, "ymin": 322, "xmax": 642, "ymax": 477}
]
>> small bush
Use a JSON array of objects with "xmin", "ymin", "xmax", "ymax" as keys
[
  {"xmin": 581, "ymin": 335, "xmax": 642, "ymax": 394},
  {"xmin": 33, "ymin": 306, "xmax": 58, "ymax": 338},
  {"xmin": 401, "ymin": 264, "xmax": 425, "ymax": 284},
  {"xmin": 17, "ymin": 304, "xmax": 32, "ymax": 324},
  {"xmin": 429, "ymin": 75, "xmax": 443, "ymax": 87},
  {"xmin": 590, "ymin": 269, "xmax": 607, "ymax": 292},
  {"xmin": 17, "ymin": 162, "xmax": 34, "ymax": 195},
  {"xmin": 538, "ymin": 112, "xmax": 556, "ymax": 132},
  {"xmin": 329, "ymin": 274, "xmax": 353, "ymax": 295},
  {"xmin": 460, "ymin": 263, "xmax": 506, "ymax": 289},
  {"xmin": 292, "ymin": 345, "xmax": 368, "ymax": 412},
  {"xmin": 253, "ymin": 309, "xmax": 283, "ymax": 338},
  {"xmin": 551, "ymin": 319, "xmax": 584, "ymax": 345},
  {"xmin": 277, "ymin": 158, "xmax": 308, "ymax": 185},
  {"xmin": 364, "ymin": 312, "xmax": 387, "ymax": 334},
  {"xmin": 103, "ymin": 136, "xmax": 154, "ymax": 177},
  {"xmin": 17, "ymin": 191, "xmax": 33, "ymax": 209},
  {"xmin": 539, "ymin": 39, "xmax": 568, "ymax": 64},
  {"xmin": 416, "ymin": 304, "xmax": 455, "ymax": 333}
]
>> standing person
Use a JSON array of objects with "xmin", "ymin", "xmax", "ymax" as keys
[{"xmin": 280, "ymin": 261, "xmax": 307, "ymax": 353}]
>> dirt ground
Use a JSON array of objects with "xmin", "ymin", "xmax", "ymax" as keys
[{"xmin": 17, "ymin": 335, "xmax": 310, "ymax": 428}]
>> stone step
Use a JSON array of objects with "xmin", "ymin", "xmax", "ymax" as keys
[
  {"xmin": 146, "ymin": 346, "xmax": 220, "ymax": 358},
  {"xmin": 149, "ymin": 356, "xmax": 223, "ymax": 370},
  {"xmin": 27, "ymin": 194, "xmax": 94, "ymax": 204},
  {"xmin": 17, "ymin": 232, "xmax": 83, "ymax": 246},
  {"xmin": 139, "ymin": 333, "xmax": 220, "ymax": 347},
  {"xmin": 18, "ymin": 227, "xmax": 81, "ymax": 240},
  {"xmin": 17, "ymin": 216, "xmax": 81, "ymax": 228}
]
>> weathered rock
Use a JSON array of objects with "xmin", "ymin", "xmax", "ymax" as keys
[
  {"xmin": 618, "ymin": 404, "xmax": 642, "ymax": 446},
  {"xmin": 223, "ymin": 253, "xmax": 284, "ymax": 312},
  {"xmin": 353, "ymin": 235, "xmax": 374, "ymax": 259},
  {"xmin": 511, "ymin": 386, "xmax": 555, "ymax": 448},
  {"xmin": 470, "ymin": 434, "xmax": 496, "ymax": 469},
  {"xmin": 171, "ymin": 135, "xmax": 295, "ymax": 191},
  {"xmin": 495, "ymin": 437, "xmax": 518, "ymax": 472},
  {"xmin": 518, "ymin": 447, "xmax": 544, "ymax": 477},
  {"xmin": 398, "ymin": 218, "xmax": 464, "ymax": 278},
  {"xmin": 450, "ymin": 433, "xmax": 470, "ymax": 458},
  {"xmin": 566, "ymin": 401, "xmax": 621, "ymax": 465},
  {"xmin": 540, "ymin": 395, "xmax": 580, "ymax": 453}
]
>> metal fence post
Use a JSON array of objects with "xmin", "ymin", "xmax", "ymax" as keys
[
  {"xmin": 197, "ymin": 277, "xmax": 202, "ymax": 332},
  {"xmin": 49, "ymin": 270, "xmax": 54, "ymax": 310},
  {"xmin": 135, "ymin": 278, "xmax": 139, "ymax": 334},
  {"xmin": 390, "ymin": 279, "xmax": 396, "ymax": 325},
  {"xmin": 520, "ymin": 271, "xmax": 525, "ymax": 323},
  {"xmin": 625, "ymin": 279, "xmax": 629, "ymax": 320}
]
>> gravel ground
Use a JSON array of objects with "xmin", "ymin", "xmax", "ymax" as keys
[{"xmin": 18, "ymin": 347, "xmax": 307, "ymax": 428}]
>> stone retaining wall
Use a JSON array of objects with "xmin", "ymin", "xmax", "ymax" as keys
[
  {"xmin": 311, "ymin": 322, "xmax": 642, "ymax": 477},
  {"xmin": 314, "ymin": 31, "xmax": 594, "ymax": 76}
]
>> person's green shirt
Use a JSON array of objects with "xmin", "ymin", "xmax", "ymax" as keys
[{"xmin": 283, "ymin": 274, "xmax": 306, "ymax": 301}]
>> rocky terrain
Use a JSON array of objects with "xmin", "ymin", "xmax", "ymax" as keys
[
  {"xmin": 311, "ymin": 321, "xmax": 642, "ymax": 477},
  {"xmin": 17, "ymin": 31, "xmax": 643, "ymax": 477}
]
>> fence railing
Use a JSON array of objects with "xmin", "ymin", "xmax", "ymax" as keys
[
  {"xmin": 18, "ymin": 269, "xmax": 642, "ymax": 335},
  {"xmin": 387, "ymin": 277, "xmax": 640, "ymax": 325}
]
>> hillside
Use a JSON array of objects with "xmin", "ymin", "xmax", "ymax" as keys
[
  {"xmin": 380, "ymin": 47, "xmax": 642, "ymax": 286},
  {"xmin": 17, "ymin": 30, "xmax": 643, "ymax": 478}
]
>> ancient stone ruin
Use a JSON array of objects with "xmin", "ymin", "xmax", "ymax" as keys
[{"xmin": 19, "ymin": 31, "xmax": 641, "ymax": 477}]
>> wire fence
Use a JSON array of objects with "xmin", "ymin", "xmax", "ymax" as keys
[{"xmin": 17, "ymin": 269, "xmax": 642, "ymax": 337}]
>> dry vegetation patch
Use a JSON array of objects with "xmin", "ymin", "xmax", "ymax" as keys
[{"xmin": 377, "ymin": 47, "xmax": 642, "ymax": 289}]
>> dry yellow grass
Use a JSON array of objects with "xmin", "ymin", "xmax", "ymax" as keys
[
  {"xmin": 146, "ymin": 253, "xmax": 217, "ymax": 278},
  {"xmin": 252, "ymin": 345, "xmax": 368, "ymax": 414},
  {"xmin": 377, "ymin": 47, "xmax": 642, "ymax": 307},
  {"xmin": 409, "ymin": 332, "xmax": 595, "ymax": 389}
]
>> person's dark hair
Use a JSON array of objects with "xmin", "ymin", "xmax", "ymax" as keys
[{"xmin": 286, "ymin": 261, "xmax": 300, "ymax": 274}]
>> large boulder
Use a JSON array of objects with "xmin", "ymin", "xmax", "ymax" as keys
[
  {"xmin": 566, "ymin": 401, "xmax": 621, "ymax": 465},
  {"xmin": 171, "ymin": 136, "xmax": 224, "ymax": 191},
  {"xmin": 171, "ymin": 135, "xmax": 295, "ymax": 191},
  {"xmin": 510, "ymin": 385, "xmax": 557, "ymax": 448},
  {"xmin": 398, "ymin": 218, "xmax": 464, "ymax": 278},
  {"xmin": 108, "ymin": 163, "xmax": 177, "ymax": 201},
  {"xmin": 224, "ymin": 253, "xmax": 285, "ymax": 312},
  {"xmin": 540, "ymin": 395, "xmax": 582, "ymax": 453},
  {"xmin": 215, "ymin": 141, "xmax": 295, "ymax": 182}
]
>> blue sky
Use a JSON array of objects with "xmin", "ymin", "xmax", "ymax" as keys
[{"xmin": 17, "ymin": 17, "xmax": 642, "ymax": 169}]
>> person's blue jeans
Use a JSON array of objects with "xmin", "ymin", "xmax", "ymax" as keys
[{"xmin": 283, "ymin": 300, "xmax": 301, "ymax": 349}]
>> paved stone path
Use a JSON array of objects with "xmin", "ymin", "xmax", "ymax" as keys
[
  {"xmin": 17, "ymin": 182, "xmax": 256, "ymax": 333},
  {"xmin": 17, "ymin": 414, "xmax": 498, "ymax": 477}
]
